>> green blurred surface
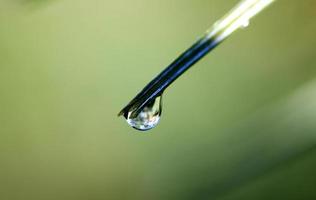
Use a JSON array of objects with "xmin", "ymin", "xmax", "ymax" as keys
[{"xmin": 0, "ymin": 0, "xmax": 316, "ymax": 199}]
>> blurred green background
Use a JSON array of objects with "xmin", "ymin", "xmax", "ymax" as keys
[{"xmin": 1, "ymin": 0, "xmax": 316, "ymax": 199}]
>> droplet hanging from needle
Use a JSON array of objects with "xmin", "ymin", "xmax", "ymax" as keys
[
  {"xmin": 125, "ymin": 95, "xmax": 162, "ymax": 131},
  {"xmin": 119, "ymin": 0, "xmax": 275, "ymax": 131}
]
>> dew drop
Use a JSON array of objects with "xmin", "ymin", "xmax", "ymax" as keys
[
  {"xmin": 126, "ymin": 95, "xmax": 162, "ymax": 131},
  {"xmin": 240, "ymin": 20, "xmax": 250, "ymax": 29}
]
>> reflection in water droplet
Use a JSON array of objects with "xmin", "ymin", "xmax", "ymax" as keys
[{"xmin": 126, "ymin": 96, "xmax": 162, "ymax": 131}]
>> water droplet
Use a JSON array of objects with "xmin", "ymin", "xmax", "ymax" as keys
[
  {"xmin": 126, "ymin": 96, "xmax": 162, "ymax": 131},
  {"xmin": 240, "ymin": 20, "xmax": 249, "ymax": 28}
]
